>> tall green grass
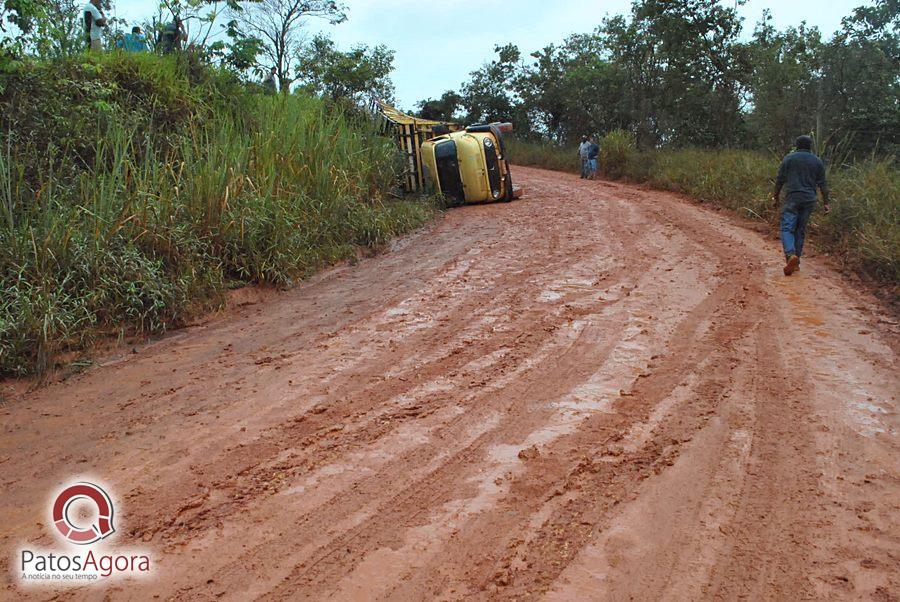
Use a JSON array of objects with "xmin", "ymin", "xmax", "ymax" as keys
[
  {"xmin": 508, "ymin": 133, "xmax": 899, "ymax": 287},
  {"xmin": 506, "ymin": 138, "xmax": 578, "ymax": 174},
  {"xmin": 0, "ymin": 54, "xmax": 435, "ymax": 376},
  {"xmin": 823, "ymin": 160, "xmax": 900, "ymax": 280}
]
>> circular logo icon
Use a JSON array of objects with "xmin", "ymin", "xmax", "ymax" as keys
[{"xmin": 52, "ymin": 482, "xmax": 115, "ymax": 545}]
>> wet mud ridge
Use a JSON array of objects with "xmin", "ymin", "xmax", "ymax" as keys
[{"xmin": 2, "ymin": 166, "xmax": 898, "ymax": 600}]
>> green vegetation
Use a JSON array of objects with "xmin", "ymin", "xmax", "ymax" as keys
[
  {"xmin": 419, "ymin": 0, "xmax": 898, "ymax": 158},
  {"xmin": 508, "ymin": 135, "xmax": 899, "ymax": 285},
  {"xmin": 0, "ymin": 53, "xmax": 434, "ymax": 376},
  {"xmin": 505, "ymin": 138, "xmax": 575, "ymax": 174},
  {"xmin": 425, "ymin": 0, "xmax": 898, "ymax": 287}
]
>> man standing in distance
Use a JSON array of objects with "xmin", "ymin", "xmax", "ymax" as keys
[
  {"xmin": 587, "ymin": 136, "xmax": 600, "ymax": 180},
  {"xmin": 774, "ymin": 135, "xmax": 831, "ymax": 276},
  {"xmin": 263, "ymin": 67, "xmax": 278, "ymax": 94},
  {"xmin": 577, "ymin": 135, "xmax": 590, "ymax": 179},
  {"xmin": 83, "ymin": 0, "xmax": 107, "ymax": 52},
  {"xmin": 117, "ymin": 26, "xmax": 148, "ymax": 52},
  {"xmin": 158, "ymin": 16, "xmax": 187, "ymax": 54}
]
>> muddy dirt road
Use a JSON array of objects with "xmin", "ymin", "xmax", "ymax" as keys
[{"xmin": 2, "ymin": 166, "xmax": 898, "ymax": 601}]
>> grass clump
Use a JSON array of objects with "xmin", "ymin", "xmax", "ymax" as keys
[
  {"xmin": 823, "ymin": 158, "xmax": 899, "ymax": 281},
  {"xmin": 506, "ymin": 138, "xmax": 577, "ymax": 174},
  {"xmin": 0, "ymin": 53, "xmax": 436, "ymax": 376},
  {"xmin": 642, "ymin": 148, "xmax": 775, "ymax": 219},
  {"xmin": 598, "ymin": 130, "xmax": 638, "ymax": 180}
]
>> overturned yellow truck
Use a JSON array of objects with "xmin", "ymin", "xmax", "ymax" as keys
[
  {"xmin": 420, "ymin": 123, "xmax": 517, "ymax": 204},
  {"xmin": 372, "ymin": 101, "xmax": 520, "ymax": 205}
]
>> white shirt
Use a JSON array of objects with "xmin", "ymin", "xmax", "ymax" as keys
[
  {"xmin": 84, "ymin": 3, "xmax": 103, "ymax": 41},
  {"xmin": 578, "ymin": 141, "xmax": 591, "ymax": 159}
]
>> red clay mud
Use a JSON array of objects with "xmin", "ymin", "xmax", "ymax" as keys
[{"xmin": 2, "ymin": 166, "xmax": 898, "ymax": 600}]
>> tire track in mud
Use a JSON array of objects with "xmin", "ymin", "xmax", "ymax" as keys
[
  {"xmin": 392, "ymin": 248, "xmax": 768, "ymax": 600},
  {"xmin": 138, "ymin": 185, "xmax": 662, "ymax": 600},
  {"xmin": 262, "ymin": 269, "xmax": 685, "ymax": 599},
  {"xmin": 1, "ymin": 166, "xmax": 897, "ymax": 602},
  {"xmin": 124, "ymin": 185, "xmax": 637, "ymax": 551}
]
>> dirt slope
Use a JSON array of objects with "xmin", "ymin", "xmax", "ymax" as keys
[{"xmin": 2, "ymin": 166, "xmax": 898, "ymax": 601}]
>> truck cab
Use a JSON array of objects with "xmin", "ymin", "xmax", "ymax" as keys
[{"xmin": 420, "ymin": 123, "xmax": 516, "ymax": 204}]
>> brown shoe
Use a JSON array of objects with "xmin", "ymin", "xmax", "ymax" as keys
[{"xmin": 784, "ymin": 254, "xmax": 799, "ymax": 276}]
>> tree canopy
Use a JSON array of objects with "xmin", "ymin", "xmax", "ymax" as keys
[
  {"xmin": 434, "ymin": 0, "xmax": 899, "ymax": 156},
  {"xmin": 294, "ymin": 33, "xmax": 394, "ymax": 103}
]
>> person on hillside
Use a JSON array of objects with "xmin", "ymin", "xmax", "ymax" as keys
[
  {"xmin": 774, "ymin": 135, "xmax": 831, "ymax": 276},
  {"xmin": 577, "ymin": 135, "xmax": 591, "ymax": 179},
  {"xmin": 158, "ymin": 16, "xmax": 186, "ymax": 54},
  {"xmin": 83, "ymin": 0, "xmax": 107, "ymax": 52},
  {"xmin": 116, "ymin": 26, "xmax": 148, "ymax": 52},
  {"xmin": 587, "ymin": 136, "xmax": 600, "ymax": 179},
  {"xmin": 263, "ymin": 67, "xmax": 278, "ymax": 95}
]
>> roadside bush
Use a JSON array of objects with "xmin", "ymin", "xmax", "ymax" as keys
[
  {"xmin": 822, "ymin": 157, "xmax": 899, "ymax": 281},
  {"xmin": 0, "ymin": 53, "xmax": 436, "ymax": 376},
  {"xmin": 599, "ymin": 129, "xmax": 637, "ymax": 179},
  {"xmin": 644, "ymin": 148, "xmax": 774, "ymax": 219},
  {"xmin": 505, "ymin": 138, "xmax": 578, "ymax": 174}
]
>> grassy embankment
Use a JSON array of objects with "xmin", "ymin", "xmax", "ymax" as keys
[
  {"xmin": 508, "ymin": 132, "xmax": 899, "ymax": 289},
  {"xmin": 0, "ymin": 52, "xmax": 436, "ymax": 376}
]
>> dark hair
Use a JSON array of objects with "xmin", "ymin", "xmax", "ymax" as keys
[
  {"xmin": 132, "ymin": 26, "xmax": 141, "ymax": 33},
  {"xmin": 796, "ymin": 135, "xmax": 813, "ymax": 151}
]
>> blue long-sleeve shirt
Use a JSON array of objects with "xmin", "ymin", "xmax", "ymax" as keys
[
  {"xmin": 776, "ymin": 150, "xmax": 827, "ymax": 202},
  {"xmin": 116, "ymin": 33, "xmax": 147, "ymax": 52}
]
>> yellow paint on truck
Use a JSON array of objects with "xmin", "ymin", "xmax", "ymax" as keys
[{"xmin": 421, "ymin": 124, "xmax": 514, "ymax": 204}]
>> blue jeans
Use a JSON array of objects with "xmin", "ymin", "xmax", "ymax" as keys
[
  {"xmin": 588, "ymin": 158, "xmax": 598, "ymax": 175},
  {"xmin": 580, "ymin": 158, "xmax": 590, "ymax": 178},
  {"xmin": 780, "ymin": 197, "xmax": 816, "ymax": 259}
]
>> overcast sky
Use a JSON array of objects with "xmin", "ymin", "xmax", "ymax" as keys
[{"xmin": 115, "ymin": 0, "xmax": 868, "ymax": 110}]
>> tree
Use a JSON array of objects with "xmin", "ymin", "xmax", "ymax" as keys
[
  {"xmin": 747, "ymin": 1, "xmax": 899, "ymax": 156},
  {"xmin": 746, "ymin": 14, "xmax": 823, "ymax": 152},
  {"xmin": 820, "ymin": 0, "xmax": 900, "ymax": 155},
  {"xmin": 597, "ymin": 12, "xmax": 664, "ymax": 147},
  {"xmin": 599, "ymin": 0, "xmax": 751, "ymax": 147},
  {"xmin": 421, "ymin": 0, "xmax": 894, "ymax": 155},
  {"xmin": 207, "ymin": 17, "xmax": 265, "ymax": 72},
  {"xmin": 517, "ymin": 34, "xmax": 628, "ymax": 143},
  {"xmin": 26, "ymin": 0, "xmax": 84, "ymax": 57},
  {"xmin": 294, "ymin": 33, "xmax": 394, "ymax": 103},
  {"xmin": 416, "ymin": 91, "xmax": 461, "ymax": 121},
  {"xmin": 459, "ymin": 43, "xmax": 524, "ymax": 126},
  {"xmin": 2, "ymin": 0, "xmax": 114, "ymax": 57},
  {"xmin": 158, "ymin": 0, "xmax": 220, "ymax": 47},
  {"xmin": 1, "ymin": 0, "xmax": 42, "ymax": 53},
  {"xmin": 230, "ymin": 0, "xmax": 345, "ymax": 92}
]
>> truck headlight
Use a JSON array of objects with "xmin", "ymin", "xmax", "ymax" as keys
[{"xmin": 483, "ymin": 138, "xmax": 494, "ymax": 148}]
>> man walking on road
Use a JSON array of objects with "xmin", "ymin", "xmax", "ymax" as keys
[
  {"xmin": 578, "ymin": 136, "xmax": 591, "ymax": 179},
  {"xmin": 774, "ymin": 135, "xmax": 831, "ymax": 276}
]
